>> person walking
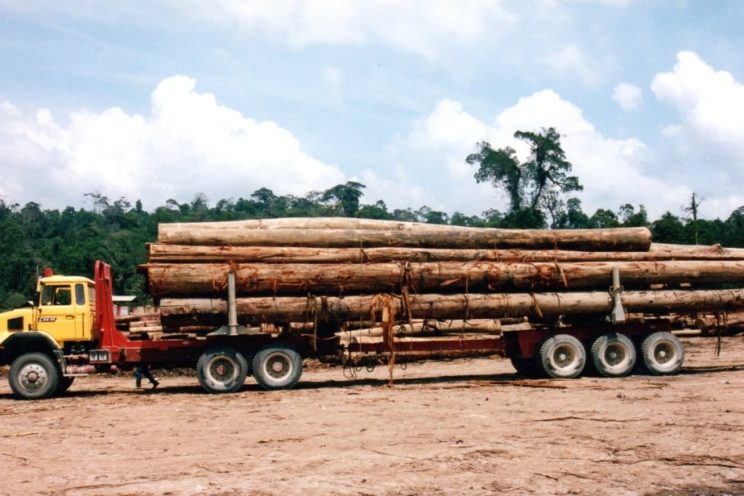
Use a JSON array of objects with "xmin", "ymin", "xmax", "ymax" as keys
[{"xmin": 135, "ymin": 365, "xmax": 159, "ymax": 389}]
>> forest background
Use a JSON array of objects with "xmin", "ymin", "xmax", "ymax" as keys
[{"xmin": 1, "ymin": 128, "xmax": 741, "ymax": 309}]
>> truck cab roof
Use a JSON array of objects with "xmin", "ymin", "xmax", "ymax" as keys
[{"xmin": 40, "ymin": 275, "xmax": 94, "ymax": 285}]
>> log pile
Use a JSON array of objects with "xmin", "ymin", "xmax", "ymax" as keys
[
  {"xmin": 139, "ymin": 217, "xmax": 744, "ymax": 337},
  {"xmin": 670, "ymin": 311, "xmax": 744, "ymax": 336},
  {"xmin": 115, "ymin": 312, "xmax": 164, "ymax": 339}
]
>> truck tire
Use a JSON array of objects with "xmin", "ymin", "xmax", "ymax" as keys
[
  {"xmin": 9, "ymin": 353, "xmax": 60, "ymax": 400},
  {"xmin": 538, "ymin": 334, "xmax": 586, "ymax": 379},
  {"xmin": 252, "ymin": 345, "xmax": 303, "ymax": 390},
  {"xmin": 590, "ymin": 333, "xmax": 636, "ymax": 378},
  {"xmin": 55, "ymin": 377, "xmax": 75, "ymax": 395},
  {"xmin": 640, "ymin": 332, "xmax": 684, "ymax": 375},
  {"xmin": 510, "ymin": 356, "xmax": 538, "ymax": 377},
  {"xmin": 196, "ymin": 347, "xmax": 248, "ymax": 394}
]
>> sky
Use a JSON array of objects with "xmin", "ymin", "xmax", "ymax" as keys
[{"xmin": 1, "ymin": 0, "xmax": 743, "ymax": 219}]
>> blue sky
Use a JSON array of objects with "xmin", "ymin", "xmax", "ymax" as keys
[{"xmin": 1, "ymin": 0, "xmax": 743, "ymax": 219}]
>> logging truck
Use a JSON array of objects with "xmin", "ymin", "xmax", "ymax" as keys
[
  {"xmin": 3, "ymin": 218, "xmax": 744, "ymax": 400},
  {"xmin": 0, "ymin": 259, "xmax": 706, "ymax": 400}
]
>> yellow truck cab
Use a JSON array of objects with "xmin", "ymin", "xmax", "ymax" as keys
[
  {"xmin": 0, "ymin": 271, "xmax": 96, "ymax": 398},
  {"xmin": 33, "ymin": 274, "xmax": 96, "ymax": 344},
  {"xmin": 0, "ymin": 273, "xmax": 96, "ymax": 348}
]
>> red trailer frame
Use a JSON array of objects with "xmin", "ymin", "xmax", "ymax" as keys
[
  {"xmin": 85, "ymin": 259, "xmax": 678, "ymax": 392},
  {"xmin": 89, "ymin": 261, "xmax": 213, "ymax": 368}
]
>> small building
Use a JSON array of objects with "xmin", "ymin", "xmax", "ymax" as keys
[{"xmin": 112, "ymin": 295, "xmax": 137, "ymax": 317}]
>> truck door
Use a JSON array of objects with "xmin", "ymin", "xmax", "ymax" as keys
[
  {"xmin": 73, "ymin": 283, "xmax": 91, "ymax": 339},
  {"xmin": 36, "ymin": 284, "xmax": 79, "ymax": 342}
]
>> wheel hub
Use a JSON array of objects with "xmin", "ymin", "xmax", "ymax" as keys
[
  {"xmin": 554, "ymin": 347, "xmax": 574, "ymax": 367},
  {"xmin": 655, "ymin": 344, "xmax": 673, "ymax": 363},
  {"xmin": 20, "ymin": 364, "xmax": 47, "ymax": 391},
  {"xmin": 266, "ymin": 354, "xmax": 291, "ymax": 379},
  {"xmin": 210, "ymin": 358, "xmax": 235, "ymax": 380},
  {"xmin": 605, "ymin": 345, "xmax": 625, "ymax": 366}
]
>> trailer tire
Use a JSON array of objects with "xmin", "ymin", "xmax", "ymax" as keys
[
  {"xmin": 55, "ymin": 376, "xmax": 75, "ymax": 395},
  {"xmin": 590, "ymin": 333, "xmax": 636, "ymax": 378},
  {"xmin": 640, "ymin": 332, "xmax": 684, "ymax": 375},
  {"xmin": 196, "ymin": 347, "xmax": 248, "ymax": 394},
  {"xmin": 538, "ymin": 334, "xmax": 586, "ymax": 379},
  {"xmin": 252, "ymin": 345, "xmax": 303, "ymax": 390},
  {"xmin": 9, "ymin": 353, "xmax": 60, "ymax": 400},
  {"xmin": 510, "ymin": 356, "xmax": 538, "ymax": 377}
]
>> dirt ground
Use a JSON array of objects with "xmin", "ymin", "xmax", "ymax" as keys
[{"xmin": 1, "ymin": 336, "xmax": 744, "ymax": 496}]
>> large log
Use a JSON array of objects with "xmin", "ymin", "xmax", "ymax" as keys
[
  {"xmin": 158, "ymin": 217, "xmax": 477, "ymax": 233},
  {"xmin": 147, "ymin": 243, "xmax": 744, "ymax": 264},
  {"xmin": 142, "ymin": 260, "xmax": 744, "ymax": 297},
  {"xmin": 650, "ymin": 243, "xmax": 744, "ymax": 255},
  {"xmin": 158, "ymin": 288, "xmax": 744, "ymax": 325},
  {"xmin": 340, "ymin": 319, "xmax": 505, "ymax": 338},
  {"xmin": 156, "ymin": 225, "xmax": 652, "ymax": 251}
]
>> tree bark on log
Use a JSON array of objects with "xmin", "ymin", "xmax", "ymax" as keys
[
  {"xmin": 158, "ymin": 288, "xmax": 744, "ymax": 326},
  {"xmin": 158, "ymin": 217, "xmax": 480, "ymax": 234},
  {"xmin": 156, "ymin": 225, "xmax": 652, "ymax": 251},
  {"xmin": 339, "ymin": 319, "xmax": 510, "ymax": 338},
  {"xmin": 650, "ymin": 243, "xmax": 744, "ymax": 255},
  {"xmin": 147, "ymin": 243, "xmax": 744, "ymax": 264},
  {"xmin": 142, "ymin": 260, "xmax": 744, "ymax": 297}
]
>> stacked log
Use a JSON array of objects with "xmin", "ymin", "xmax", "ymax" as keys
[
  {"xmin": 115, "ymin": 312, "xmax": 164, "ymax": 339},
  {"xmin": 139, "ymin": 217, "xmax": 744, "ymax": 336}
]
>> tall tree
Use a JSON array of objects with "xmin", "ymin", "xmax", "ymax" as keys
[
  {"xmin": 684, "ymin": 193, "xmax": 702, "ymax": 244},
  {"xmin": 322, "ymin": 181, "xmax": 366, "ymax": 217},
  {"xmin": 467, "ymin": 127, "xmax": 582, "ymax": 228}
]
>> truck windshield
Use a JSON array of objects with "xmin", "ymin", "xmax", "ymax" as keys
[{"xmin": 40, "ymin": 285, "xmax": 72, "ymax": 306}]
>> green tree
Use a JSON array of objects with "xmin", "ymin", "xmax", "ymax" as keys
[
  {"xmin": 416, "ymin": 206, "xmax": 449, "ymax": 224},
  {"xmin": 357, "ymin": 200, "xmax": 391, "ymax": 220},
  {"xmin": 553, "ymin": 198, "xmax": 591, "ymax": 228},
  {"xmin": 450, "ymin": 212, "xmax": 486, "ymax": 227},
  {"xmin": 618, "ymin": 204, "xmax": 649, "ymax": 227},
  {"xmin": 322, "ymin": 181, "xmax": 366, "ymax": 217},
  {"xmin": 724, "ymin": 207, "xmax": 744, "ymax": 247},
  {"xmin": 392, "ymin": 208, "xmax": 418, "ymax": 222},
  {"xmin": 467, "ymin": 127, "xmax": 582, "ymax": 228},
  {"xmin": 651, "ymin": 212, "xmax": 685, "ymax": 243},
  {"xmin": 249, "ymin": 188, "xmax": 289, "ymax": 217},
  {"xmin": 589, "ymin": 208, "xmax": 620, "ymax": 228}
]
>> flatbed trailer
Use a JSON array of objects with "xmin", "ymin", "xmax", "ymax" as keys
[{"xmin": 1, "ymin": 261, "xmax": 689, "ymax": 399}]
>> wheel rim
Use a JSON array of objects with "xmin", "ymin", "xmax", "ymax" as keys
[
  {"xmin": 263, "ymin": 352, "xmax": 293, "ymax": 381},
  {"xmin": 18, "ymin": 363, "xmax": 49, "ymax": 393},
  {"xmin": 205, "ymin": 356, "xmax": 238, "ymax": 384},
  {"xmin": 552, "ymin": 345, "xmax": 576, "ymax": 369},
  {"xmin": 653, "ymin": 341, "xmax": 677, "ymax": 365},
  {"xmin": 604, "ymin": 342, "xmax": 627, "ymax": 366}
]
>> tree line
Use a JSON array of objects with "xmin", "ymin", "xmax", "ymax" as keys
[{"xmin": 0, "ymin": 127, "xmax": 742, "ymax": 309}]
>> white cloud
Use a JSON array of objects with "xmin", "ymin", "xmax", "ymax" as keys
[
  {"xmin": 539, "ymin": 43, "xmax": 612, "ymax": 87},
  {"xmin": 391, "ymin": 90, "xmax": 692, "ymax": 218},
  {"xmin": 0, "ymin": 75, "xmax": 345, "ymax": 208},
  {"xmin": 652, "ymin": 51, "xmax": 744, "ymax": 149},
  {"xmin": 612, "ymin": 82, "xmax": 643, "ymax": 111},
  {"xmin": 182, "ymin": 0, "xmax": 515, "ymax": 59},
  {"xmin": 651, "ymin": 51, "xmax": 744, "ymax": 217}
]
